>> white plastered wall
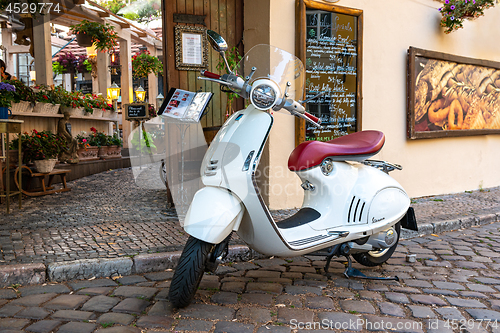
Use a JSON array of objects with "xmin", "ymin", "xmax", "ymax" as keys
[{"xmin": 256, "ymin": 0, "xmax": 500, "ymax": 210}]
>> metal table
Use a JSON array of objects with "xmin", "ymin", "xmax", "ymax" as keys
[{"xmin": 1, "ymin": 119, "xmax": 23, "ymax": 214}]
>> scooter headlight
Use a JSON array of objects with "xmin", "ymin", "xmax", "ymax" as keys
[{"xmin": 250, "ymin": 79, "xmax": 280, "ymax": 110}]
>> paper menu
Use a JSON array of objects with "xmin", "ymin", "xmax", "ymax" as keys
[{"xmin": 159, "ymin": 88, "xmax": 213, "ymax": 123}]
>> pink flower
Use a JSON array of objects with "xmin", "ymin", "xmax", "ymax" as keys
[{"xmin": 82, "ymin": 139, "xmax": 87, "ymax": 143}]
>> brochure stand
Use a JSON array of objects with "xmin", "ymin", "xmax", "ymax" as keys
[{"xmin": 158, "ymin": 89, "xmax": 212, "ymax": 220}]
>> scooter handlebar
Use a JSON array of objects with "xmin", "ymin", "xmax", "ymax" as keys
[{"xmin": 201, "ymin": 70, "xmax": 221, "ymax": 79}]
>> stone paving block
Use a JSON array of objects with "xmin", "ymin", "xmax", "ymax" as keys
[
  {"xmin": 9, "ymin": 293, "xmax": 57, "ymax": 307},
  {"xmin": 378, "ymin": 302, "xmax": 405, "ymax": 317},
  {"xmin": 51, "ymin": 310, "xmax": 95, "ymax": 321},
  {"xmin": 467, "ymin": 283, "xmax": 497, "ymax": 292},
  {"xmin": 435, "ymin": 307, "xmax": 466, "ymax": 321},
  {"xmin": 147, "ymin": 300, "xmax": 174, "ymax": 316},
  {"xmin": 221, "ymin": 281, "xmax": 245, "ymax": 293},
  {"xmin": 305, "ymin": 296, "xmax": 334, "ymax": 309},
  {"xmin": 68, "ymin": 279, "xmax": 117, "ymax": 290},
  {"xmin": 293, "ymin": 279, "xmax": 327, "ymax": 289},
  {"xmin": 232, "ymin": 262, "xmax": 260, "ymax": 271},
  {"xmin": 421, "ymin": 288, "xmax": 458, "ymax": 296},
  {"xmin": 466, "ymin": 309, "xmax": 500, "ymax": 321},
  {"xmin": 256, "ymin": 325, "xmax": 291, "ymax": 333},
  {"xmin": 47, "ymin": 257, "xmax": 133, "ymax": 281},
  {"xmin": 240, "ymin": 293, "xmax": 273, "ymax": 306},
  {"xmin": 44, "ymin": 294, "xmax": 89, "ymax": 310},
  {"xmin": 476, "ymin": 277, "xmax": 500, "ymax": 285},
  {"xmin": 56, "ymin": 321, "xmax": 96, "ymax": 333},
  {"xmin": 445, "ymin": 296, "xmax": 487, "ymax": 308},
  {"xmin": 257, "ymin": 277, "xmax": 292, "ymax": 285},
  {"xmin": 403, "ymin": 279, "xmax": 433, "ymax": 288},
  {"xmin": 112, "ymin": 286, "xmax": 157, "ymax": 299},
  {"xmin": 237, "ymin": 307, "xmax": 272, "ymax": 323},
  {"xmin": 81, "ymin": 295, "xmax": 120, "ymax": 312},
  {"xmin": 117, "ymin": 275, "xmax": 148, "ymax": 285},
  {"xmin": 214, "ymin": 321, "xmax": 255, "ymax": 333},
  {"xmin": 25, "ymin": 319, "xmax": 61, "ymax": 333},
  {"xmin": 143, "ymin": 271, "xmax": 174, "ymax": 281},
  {"xmin": 112, "ymin": 298, "xmax": 150, "ymax": 314},
  {"xmin": 175, "ymin": 319, "xmax": 213, "ymax": 332},
  {"xmin": 211, "ymin": 291, "xmax": 238, "ymax": 305},
  {"xmin": 0, "ymin": 289, "xmax": 17, "ymax": 300},
  {"xmin": 340, "ymin": 300, "xmax": 376, "ymax": 314},
  {"xmin": 454, "ymin": 261, "xmax": 488, "ymax": 269},
  {"xmin": 424, "ymin": 319, "xmax": 454, "ymax": 333},
  {"xmin": 247, "ymin": 282, "xmax": 283, "ymax": 294},
  {"xmin": 359, "ymin": 291, "xmax": 383, "ymax": 301},
  {"xmin": 95, "ymin": 327, "xmax": 142, "ymax": 333},
  {"xmin": 198, "ymin": 275, "xmax": 220, "ymax": 290},
  {"xmin": 246, "ymin": 270, "xmax": 281, "ymax": 278},
  {"xmin": 76, "ymin": 287, "xmax": 115, "ymax": 296},
  {"xmin": 407, "ymin": 305, "xmax": 437, "ymax": 318},
  {"xmin": 14, "ymin": 307, "xmax": 50, "ymax": 320},
  {"xmin": 178, "ymin": 303, "xmax": 235, "ymax": 320},
  {"xmin": 19, "ymin": 284, "xmax": 70, "ymax": 297},
  {"xmin": 384, "ymin": 292, "xmax": 410, "ymax": 304},
  {"xmin": 277, "ymin": 307, "xmax": 314, "ymax": 324},
  {"xmin": 410, "ymin": 294, "xmax": 447, "ymax": 306},
  {"xmin": 97, "ymin": 312, "xmax": 135, "ymax": 325},
  {"xmin": 0, "ymin": 263, "xmax": 46, "ymax": 289},
  {"xmin": 0, "ymin": 317, "xmax": 30, "ymax": 330},
  {"xmin": 363, "ymin": 315, "xmax": 424, "ymax": 333},
  {"xmin": 460, "ymin": 291, "xmax": 488, "ymax": 298},
  {"xmin": 216, "ymin": 266, "xmax": 238, "ymax": 275},
  {"xmin": 0, "ymin": 305, "xmax": 23, "ymax": 317},
  {"xmin": 136, "ymin": 315, "xmax": 173, "ymax": 329},
  {"xmin": 284, "ymin": 285, "xmax": 320, "ymax": 296},
  {"xmin": 316, "ymin": 312, "xmax": 363, "ymax": 331},
  {"xmin": 289, "ymin": 266, "xmax": 316, "ymax": 273},
  {"xmin": 281, "ymin": 272, "xmax": 302, "ymax": 279}
]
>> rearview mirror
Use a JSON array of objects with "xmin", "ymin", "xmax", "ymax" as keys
[{"xmin": 207, "ymin": 30, "xmax": 228, "ymax": 53}]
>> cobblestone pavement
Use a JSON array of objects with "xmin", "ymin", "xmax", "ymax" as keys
[
  {"xmin": 1, "ymin": 167, "xmax": 500, "ymax": 267},
  {"xmin": 2, "ymin": 223, "xmax": 500, "ymax": 332}
]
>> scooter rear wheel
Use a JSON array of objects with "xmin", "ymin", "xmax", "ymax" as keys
[
  {"xmin": 352, "ymin": 222, "xmax": 401, "ymax": 267},
  {"xmin": 168, "ymin": 236, "xmax": 215, "ymax": 308}
]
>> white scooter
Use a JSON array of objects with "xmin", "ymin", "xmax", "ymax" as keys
[{"xmin": 167, "ymin": 31, "xmax": 417, "ymax": 308}]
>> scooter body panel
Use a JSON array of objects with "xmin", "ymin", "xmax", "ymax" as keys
[{"xmin": 183, "ymin": 186, "xmax": 244, "ymax": 244}]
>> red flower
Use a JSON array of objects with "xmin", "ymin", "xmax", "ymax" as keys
[
  {"xmin": 43, "ymin": 95, "xmax": 48, "ymax": 100},
  {"xmin": 33, "ymin": 129, "xmax": 38, "ymax": 134}
]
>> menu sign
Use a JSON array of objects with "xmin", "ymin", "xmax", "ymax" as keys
[
  {"xmin": 304, "ymin": 9, "xmax": 361, "ymax": 142},
  {"xmin": 125, "ymin": 103, "xmax": 149, "ymax": 120}
]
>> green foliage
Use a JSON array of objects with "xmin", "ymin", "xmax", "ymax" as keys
[
  {"xmin": 0, "ymin": 82, "xmax": 16, "ymax": 108},
  {"xmin": 19, "ymin": 129, "xmax": 67, "ymax": 162},
  {"xmin": 132, "ymin": 50, "xmax": 163, "ymax": 79},
  {"xmin": 439, "ymin": 0, "xmax": 495, "ymax": 33},
  {"xmin": 131, "ymin": 129, "xmax": 157, "ymax": 152},
  {"xmin": 71, "ymin": 20, "xmax": 118, "ymax": 52},
  {"xmin": 216, "ymin": 46, "xmax": 242, "ymax": 115}
]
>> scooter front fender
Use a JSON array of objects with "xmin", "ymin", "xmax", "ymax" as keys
[{"xmin": 184, "ymin": 186, "xmax": 244, "ymax": 244}]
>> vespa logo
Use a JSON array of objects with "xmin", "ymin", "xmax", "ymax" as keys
[{"xmin": 372, "ymin": 216, "xmax": 386, "ymax": 223}]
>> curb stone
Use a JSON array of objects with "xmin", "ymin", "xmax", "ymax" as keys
[{"xmin": 1, "ymin": 212, "xmax": 498, "ymax": 287}]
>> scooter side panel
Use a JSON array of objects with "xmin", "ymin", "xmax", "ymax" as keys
[{"xmin": 183, "ymin": 186, "xmax": 244, "ymax": 244}]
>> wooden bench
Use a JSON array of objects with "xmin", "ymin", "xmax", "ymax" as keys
[{"xmin": 14, "ymin": 166, "xmax": 71, "ymax": 197}]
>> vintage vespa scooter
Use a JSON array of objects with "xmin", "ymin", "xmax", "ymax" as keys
[{"xmin": 167, "ymin": 31, "xmax": 417, "ymax": 308}]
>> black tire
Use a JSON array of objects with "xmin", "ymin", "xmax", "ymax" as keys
[
  {"xmin": 168, "ymin": 236, "xmax": 215, "ymax": 308},
  {"xmin": 352, "ymin": 223, "xmax": 401, "ymax": 267},
  {"xmin": 159, "ymin": 160, "xmax": 167, "ymax": 188}
]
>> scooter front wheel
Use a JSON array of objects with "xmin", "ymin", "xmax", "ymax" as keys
[
  {"xmin": 168, "ymin": 236, "xmax": 215, "ymax": 308},
  {"xmin": 352, "ymin": 223, "xmax": 401, "ymax": 267}
]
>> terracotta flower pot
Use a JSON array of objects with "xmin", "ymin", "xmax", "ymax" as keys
[
  {"xmin": 77, "ymin": 146, "xmax": 99, "ymax": 162},
  {"xmin": 98, "ymin": 146, "xmax": 110, "ymax": 159},
  {"xmin": 106, "ymin": 145, "xmax": 122, "ymax": 159}
]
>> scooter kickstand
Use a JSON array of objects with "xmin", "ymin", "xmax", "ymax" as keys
[{"xmin": 343, "ymin": 255, "xmax": 399, "ymax": 281}]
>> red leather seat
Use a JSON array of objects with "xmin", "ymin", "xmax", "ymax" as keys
[{"xmin": 288, "ymin": 130, "xmax": 385, "ymax": 171}]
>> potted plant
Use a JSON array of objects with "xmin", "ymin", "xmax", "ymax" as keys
[
  {"xmin": 22, "ymin": 129, "xmax": 66, "ymax": 173},
  {"xmin": 5, "ymin": 80, "xmax": 35, "ymax": 113},
  {"xmin": 76, "ymin": 132, "xmax": 99, "ymax": 162},
  {"xmin": 439, "ymin": 0, "xmax": 495, "ymax": 33},
  {"xmin": 33, "ymin": 85, "xmax": 61, "ymax": 114},
  {"xmin": 132, "ymin": 49, "xmax": 163, "ymax": 79},
  {"xmin": 76, "ymin": 55, "xmax": 92, "ymax": 74},
  {"xmin": 71, "ymin": 20, "xmax": 118, "ymax": 52},
  {"xmin": 59, "ymin": 90, "xmax": 86, "ymax": 116},
  {"xmin": 85, "ymin": 94, "xmax": 109, "ymax": 117},
  {"xmin": 107, "ymin": 133, "xmax": 123, "ymax": 158},
  {"xmin": 217, "ymin": 46, "xmax": 242, "ymax": 118},
  {"xmin": 0, "ymin": 82, "xmax": 15, "ymax": 117}
]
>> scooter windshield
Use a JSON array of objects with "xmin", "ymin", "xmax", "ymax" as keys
[{"xmin": 232, "ymin": 44, "xmax": 305, "ymax": 101}]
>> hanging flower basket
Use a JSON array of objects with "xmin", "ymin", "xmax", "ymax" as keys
[
  {"xmin": 71, "ymin": 20, "xmax": 118, "ymax": 52},
  {"xmin": 439, "ymin": 0, "xmax": 495, "ymax": 34},
  {"xmin": 76, "ymin": 33, "xmax": 93, "ymax": 47}
]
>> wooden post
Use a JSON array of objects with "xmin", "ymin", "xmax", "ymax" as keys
[
  {"xmin": 32, "ymin": 14, "xmax": 53, "ymax": 86},
  {"xmin": 1, "ymin": 25, "xmax": 15, "ymax": 75},
  {"xmin": 120, "ymin": 31, "xmax": 133, "ymax": 149},
  {"xmin": 147, "ymin": 45, "xmax": 159, "ymax": 108},
  {"xmin": 97, "ymin": 51, "xmax": 110, "ymax": 96}
]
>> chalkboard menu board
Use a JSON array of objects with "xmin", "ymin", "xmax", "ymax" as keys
[
  {"xmin": 125, "ymin": 103, "xmax": 149, "ymax": 120},
  {"xmin": 300, "ymin": 2, "xmax": 362, "ymax": 142}
]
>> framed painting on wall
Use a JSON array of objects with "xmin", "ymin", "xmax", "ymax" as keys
[{"xmin": 408, "ymin": 47, "xmax": 500, "ymax": 139}]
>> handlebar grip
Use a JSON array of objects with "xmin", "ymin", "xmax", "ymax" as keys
[
  {"xmin": 201, "ymin": 70, "xmax": 221, "ymax": 79},
  {"xmin": 304, "ymin": 112, "xmax": 321, "ymax": 124}
]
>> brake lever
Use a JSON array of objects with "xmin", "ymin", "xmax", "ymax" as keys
[
  {"xmin": 289, "ymin": 109, "xmax": 323, "ymax": 129},
  {"xmin": 299, "ymin": 91, "xmax": 327, "ymax": 104}
]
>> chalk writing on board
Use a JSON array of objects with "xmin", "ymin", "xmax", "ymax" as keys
[{"xmin": 305, "ymin": 10, "xmax": 359, "ymax": 142}]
